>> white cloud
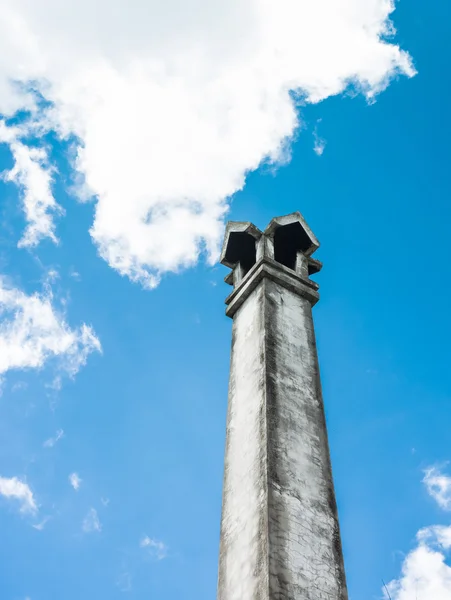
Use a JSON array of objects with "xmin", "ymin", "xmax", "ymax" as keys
[
  {"xmin": 385, "ymin": 526, "xmax": 451, "ymax": 600},
  {"xmin": 385, "ymin": 467, "xmax": 451, "ymax": 600},
  {"xmin": 69, "ymin": 472, "xmax": 81, "ymax": 490},
  {"xmin": 140, "ymin": 535, "xmax": 168, "ymax": 560},
  {"xmin": 424, "ymin": 466, "xmax": 451, "ymax": 511},
  {"xmin": 43, "ymin": 428, "xmax": 64, "ymax": 448},
  {"xmin": 82, "ymin": 508, "xmax": 101, "ymax": 533},
  {"xmin": 0, "ymin": 0, "xmax": 414, "ymax": 287},
  {"xmin": 0, "ymin": 121, "xmax": 61, "ymax": 247},
  {"xmin": 0, "ymin": 475, "xmax": 37, "ymax": 514},
  {"xmin": 0, "ymin": 277, "xmax": 101, "ymax": 380}
]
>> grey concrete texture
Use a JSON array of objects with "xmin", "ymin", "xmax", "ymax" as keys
[{"xmin": 217, "ymin": 214, "xmax": 348, "ymax": 600}]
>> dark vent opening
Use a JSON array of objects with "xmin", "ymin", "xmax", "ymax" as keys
[
  {"xmin": 226, "ymin": 232, "xmax": 257, "ymax": 276},
  {"xmin": 274, "ymin": 222, "xmax": 312, "ymax": 271}
]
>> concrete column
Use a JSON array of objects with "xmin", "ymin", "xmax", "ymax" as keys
[{"xmin": 217, "ymin": 213, "xmax": 348, "ymax": 600}]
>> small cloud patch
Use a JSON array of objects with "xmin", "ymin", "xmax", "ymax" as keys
[
  {"xmin": 33, "ymin": 516, "xmax": 50, "ymax": 531},
  {"xmin": 82, "ymin": 508, "xmax": 101, "ymax": 533},
  {"xmin": 0, "ymin": 475, "xmax": 37, "ymax": 514},
  {"xmin": 140, "ymin": 535, "xmax": 168, "ymax": 560},
  {"xmin": 43, "ymin": 429, "xmax": 64, "ymax": 448},
  {"xmin": 313, "ymin": 121, "xmax": 326, "ymax": 156},
  {"xmin": 69, "ymin": 472, "xmax": 82, "ymax": 491},
  {"xmin": 423, "ymin": 465, "xmax": 451, "ymax": 511}
]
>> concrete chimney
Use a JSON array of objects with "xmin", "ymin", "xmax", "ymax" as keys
[{"xmin": 217, "ymin": 212, "xmax": 348, "ymax": 600}]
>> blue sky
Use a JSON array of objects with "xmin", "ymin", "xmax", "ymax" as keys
[{"xmin": 0, "ymin": 1, "xmax": 450, "ymax": 599}]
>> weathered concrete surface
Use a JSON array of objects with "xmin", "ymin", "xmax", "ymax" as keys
[
  {"xmin": 217, "ymin": 214, "xmax": 348, "ymax": 600},
  {"xmin": 218, "ymin": 283, "xmax": 269, "ymax": 600},
  {"xmin": 264, "ymin": 278, "xmax": 347, "ymax": 600}
]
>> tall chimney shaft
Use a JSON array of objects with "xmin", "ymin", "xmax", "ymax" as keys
[{"xmin": 217, "ymin": 213, "xmax": 348, "ymax": 600}]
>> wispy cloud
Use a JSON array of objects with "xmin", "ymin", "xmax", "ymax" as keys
[
  {"xmin": 32, "ymin": 516, "xmax": 50, "ymax": 531},
  {"xmin": 313, "ymin": 121, "xmax": 326, "ymax": 157},
  {"xmin": 423, "ymin": 465, "xmax": 451, "ymax": 511},
  {"xmin": 45, "ymin": 269, "xmax": 60, "ymax": 284},
  {"xmin": 82, "ymin": 508, "xmax": 101, "ymax": 533},
  {"xmin": 69, "ymin": 268, "xmax": 81, "ymax": 281},
  {"xmin": 69, "ymin": 472, "xmax": 81, "ymax": 491},
  {"xmin": 43, "ymin": 429, "xmax": 64, "ymax": 448},
  {"xmin": 0, "ymin": 277, "xmax": 101, "ymax": 382},
  {"xmin": 313, "ymin": 137, "xmax": 326, "ymax": 157},
  {"xmin": 11, "ymin": 381, "xmax": 28, "ymax": 393},
  {"xmin": 140, "ymin": 535, "xmax": 168, "ymax": 560},
  {"xmin": 0, "ymin": 475, "xmax": 37, "ymax": 514},
  {"xmin": 116, "ymin": 570, "xmax": 132, "ymax": 593},
  {"xmin": 0, "ymin": 121, "xmax": 62, "ymax": 248}
]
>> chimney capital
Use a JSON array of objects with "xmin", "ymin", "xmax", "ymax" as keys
[{"xmin": 221, "ymin": 212, "xmax": 322, "ymax": 312}]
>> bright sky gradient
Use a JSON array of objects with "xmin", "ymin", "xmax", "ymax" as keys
[{"xmin": 0, "ymin": 1, "xmax": 450, "ymax": 599}]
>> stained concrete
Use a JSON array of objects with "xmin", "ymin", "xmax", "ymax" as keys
[{"xmin": 217, "ymin": 214, "xmax": 348, "ymax": 600}]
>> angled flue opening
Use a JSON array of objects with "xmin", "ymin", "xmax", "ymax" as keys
[
  {"xmin": 273, "ymin": 222, "xmax": 313, "ymax": 271},
  {"xmin": 224, "ymin": 232, "xmax": 257, "ymax": 276}
]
